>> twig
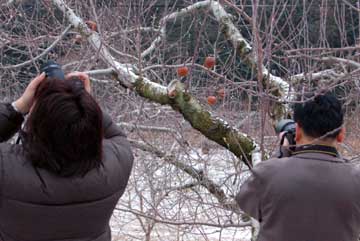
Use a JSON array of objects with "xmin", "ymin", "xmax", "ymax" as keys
[
  {"xmin": 0, "ymin": 25, "xmax": 72, "ymax": 69},
  {"xmin": 116, "ymin": 207, "xmax": 251, "ymax": 228}
]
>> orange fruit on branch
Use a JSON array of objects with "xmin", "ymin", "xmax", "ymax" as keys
[
  {"xmin": 204, "ymin": 56, "xmax": 215, "ymax": 69},
  {"xmin": 177, "ymin": 66, "xmax": 189, "ymax": 77},
  {"xmin": 207, "ymin": 96, "xmax": 217, "ymax": 105},
  {"xmin": 85, "ymin": 20, "xmax": 98, "ymax": 31}
]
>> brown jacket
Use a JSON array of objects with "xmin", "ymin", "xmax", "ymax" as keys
[
  {"xmin": 236, "ymin": 145, "xmax": 360, "ymax": 241},
  {"xmin": 0, "ymin": 103, "xmax": 134, "ymax": 241}
]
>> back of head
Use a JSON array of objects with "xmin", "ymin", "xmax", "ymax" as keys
[
  {"xmin": 293, "ymin": 93, "xmax": 343, "ymax": 139},
  {"xmin": 22, "ymin": 78, "xmax": 103, "ymax": 177}
]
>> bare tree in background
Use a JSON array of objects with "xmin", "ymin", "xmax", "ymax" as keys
[{"xmin": 1, "ymin": 0, "xmax": 360, "ymax": 240}]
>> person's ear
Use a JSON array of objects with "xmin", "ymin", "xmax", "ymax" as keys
[
  {"xmin": 295, "ymin": 123, "xmax": 302, "ymax": 143},
  {"xmin": 336, "ymin": 127, "xmax": 345, "ymax": 143}
]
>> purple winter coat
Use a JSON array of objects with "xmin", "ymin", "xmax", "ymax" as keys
[{"xmin": 0, "ymin": 103, "xmax": 133, "ymax": 241}]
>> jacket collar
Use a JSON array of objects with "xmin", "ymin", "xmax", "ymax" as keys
[{"xmin": 291, "ymin": 144, "xmax": 347, "ymax": 163}]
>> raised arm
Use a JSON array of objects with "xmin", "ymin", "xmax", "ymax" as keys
[
  {"xmin": 0, "ymin": 103, "xmax": 24, "ymax": 142},
  {"xmin": 0, "ymin": 73, "xmax": 46, "ymax": 143}
]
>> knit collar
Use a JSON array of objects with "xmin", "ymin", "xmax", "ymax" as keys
[{"xmin": 292, "ymin": 144, "xmax": 339, "ymax": 158}]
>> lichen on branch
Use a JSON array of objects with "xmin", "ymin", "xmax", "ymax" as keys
[{"xmin": 135, "ymin": 79, "xmax": 256, "ymax": 167}]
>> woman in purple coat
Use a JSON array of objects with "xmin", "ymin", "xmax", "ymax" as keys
[{"xmin": 0, "ymin": 72, "xmax": 133, "ymax": 241}]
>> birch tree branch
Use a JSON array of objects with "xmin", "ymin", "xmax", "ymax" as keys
[
  {"xmin": 290, "ymin": 69, "xmax": 344, "ymax": 83},
  {"xmin": 138, "ymin": 0, "xmax": 290, "ymax": 119},
  {"xmin": 52, "ymin": 0, "xmax": 259, "ymax": 166},
  {"xmin": 52, "ymin": 0, "xmax": 135, "ymax": 88}
]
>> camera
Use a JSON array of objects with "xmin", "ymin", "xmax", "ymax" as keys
[
  {"xmin": 40, "ymin": 60, "xmax": 84, "ymax": 90},
  {"xmin": 275, "ymin": 119, "xmax": 296, "ymax": 146},
  {"xmin": 40, "ymin": 60, "xmax": 65, "ymax": 81}
]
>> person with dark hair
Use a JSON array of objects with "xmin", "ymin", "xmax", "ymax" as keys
[
  {"xmin": 236, "ymin": 93, "xmax": 360, "ymax": 241},
  {"xmin": 0, "ymin": 72, "xmax": 133, "ymax": 241}
]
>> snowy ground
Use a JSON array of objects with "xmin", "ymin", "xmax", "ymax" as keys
[{"xmin": 109, "ymin": 147, "xmax": 253, "ymax": 241}]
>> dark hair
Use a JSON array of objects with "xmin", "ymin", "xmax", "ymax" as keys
[
  {"xmin": 22, "ymin": 78, "xmax": 103, "ymax": 177},
  {"xmin": 293, "ymin": 93, "xmax": 343, "ymax": 139}
]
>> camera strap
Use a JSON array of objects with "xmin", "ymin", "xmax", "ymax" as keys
[{"xmin": 278, "ymin": 133, "xmax": 296, "ymax": 158}]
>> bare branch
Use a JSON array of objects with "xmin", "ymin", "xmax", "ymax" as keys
[
  {"xmin": 139, "ymin": 0, "xmax": 291, "ymax": 120},
  {"xmin": 130, "ymin": 139, "xmax": 241, "ymax": 213},
  {"xmin": 119, "ymin": 122, "xmax": 179, "ymax": 135},
  {"xmin": 52, "ymin": 0, "xmax": 259, "ymax": 166},
  {"xmin": 116, "ymin": 207, "xmax": 251, "ymax": 228},
  {"xmin": 52, "ymin": 0, "xmax": 136, "ymax": 88},
  {"xmin": 290, "ymin": 69, "xmax": 344, "ymax": 82},
  {"xmin": 320, "ymin": 57, "xmax": 360, "ymax": 69},
  {"xmin": 342, "ymin": 0, "xmax": 360, "ymax": 12},
  {"xmin": 0, "ymin": 25, "xmax": 72, "ymax": 69}
]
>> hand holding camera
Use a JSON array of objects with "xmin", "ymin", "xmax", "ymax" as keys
[
  {"xmin": 275, "ymin": 119, "xmax": 296, "ymax": 147},
  {"xmin": 13, "ymin": 73, "xmax": 46, "ymax": 114},
  {"xmin": 13, "ymin": 61, "xmax": 90, "ymax": 115},
  {"xmin": 66, "ymin": 72, "xmax": 91, "ymax": 94},
  {"xmin": 41, "ymin": 60, "xmax": 90, "ymax": 93}
]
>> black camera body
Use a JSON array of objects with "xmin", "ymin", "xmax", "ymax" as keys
[{"xmin": 275, "ymin": 119, "xmax": 296, "ymax": 146}]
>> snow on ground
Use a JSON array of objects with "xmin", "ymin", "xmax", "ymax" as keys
[{"xmin": 109, "ymin": 148, "xmax": 253, "ymax": 240}]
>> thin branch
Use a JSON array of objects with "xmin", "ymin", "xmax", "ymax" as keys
[
  {"xmin": 52, "ymin": 0, "xmax": 260, "ymax": 165},
  {"xmin": 221, "ymin": 0, "xmax": 252, "ymax": 23},
  {"xmin": 290, "ymin": 69, "xmax": 344, "ymax": 82},
  {"xmin": 52, "ymin": 0, "xmax": 136, "ymax": 88},
  {"xmin": 342, "ymin": 0, "xmax": 360, "ymax": 12},
  {"xmin": 139, "ymin": 0, "xmax": 290, "ymax": 120},
  {"xmin": 110, "ymin": 27, "xmax": 161, "ymax": 38},
  {"xmin": 140, "ymin": 1, "xmax": 211, "ymax": 59},
  {"xmin": 116, "ymin": 208, "xmax": 251, "ymax": 228},
  {"xmin": 85, "ymin": 68, "xmax": 116, "ymax": 76},
  {"xmin": 119, "ymin": 122, "xmax": 180, "ymax": 136},
  {"xmin": 286, "ymin": 46, "xmax": 360, "ymax": 53},
  {"xmin": 320, "ymin": 56, "xmax": 360, "ymax": 69},
  {"xmin": 0, "ymin": 25, "xmax": 72, "ymax": 69},
  {"xmin": 130, "ymin": 139, "xmax": 241, "ymax": 213}
]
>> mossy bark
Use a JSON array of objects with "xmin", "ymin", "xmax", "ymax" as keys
[{"xmin": 134, "ymin": 79, "xmax": 256, "ymax": 167}]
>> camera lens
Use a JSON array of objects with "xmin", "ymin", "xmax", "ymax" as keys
[
  {"xmin": 40, "ymin": 60, "xmax": 65, "ymax": 81},
  {"xmin": 275, "ymin": 119, "xmax": 296, "ymax": 134}
]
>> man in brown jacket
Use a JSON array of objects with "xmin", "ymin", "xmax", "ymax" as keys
[
  {"xmin": 0, "ymin": 72, "xmax": 133, "ymax": 241},
  {"xmin": 236, "ymin": 93, "xmax": 360, "ymax": 241}
]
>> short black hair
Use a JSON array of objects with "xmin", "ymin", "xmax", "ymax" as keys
[{"xmin": 293, "ymin": 93, "xmax": 343, "ymax": 139}]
